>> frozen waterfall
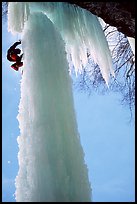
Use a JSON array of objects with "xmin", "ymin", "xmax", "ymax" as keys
[
  {"xmin": 7, "ymin": 2, "xmax": 115, "ymax": 202},
  {"xmin": 10, "ymin": 8, "xmax": 91, "ymax": 203}
]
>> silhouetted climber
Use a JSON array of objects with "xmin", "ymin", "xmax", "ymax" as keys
[{"xmin": 7, "ymin": 40, "xmax": 23, "ymax": 71}]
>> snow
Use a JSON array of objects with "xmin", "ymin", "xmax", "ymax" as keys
[{"xmin": 127, "ymin": 37, "xmax": 135, "ymax": 56}]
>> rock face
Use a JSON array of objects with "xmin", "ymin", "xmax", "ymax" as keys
[{"xmin": 67, "ymin": 2, "xmax": 135, "ymax": 38}]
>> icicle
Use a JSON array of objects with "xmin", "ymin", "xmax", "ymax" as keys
[
  {"xmin": 30, "ymin": 2, "xmax": 115, "ymax": 85},
  {"xmin": 8, "ymin": 2, "xmax": 30, "ymax": 34},
  {"xmin": 8, "ymin": 2, "xmax": 114, "ymax": 85}
]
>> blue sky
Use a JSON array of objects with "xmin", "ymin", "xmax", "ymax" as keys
[{"xmin": 2, "ymin": 19, "xmax": 135, "ymax": 202}]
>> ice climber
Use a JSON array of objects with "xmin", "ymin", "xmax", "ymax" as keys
[{"xmin": 7, "ymin": 40, "xmax": 23, "ymax": 71}]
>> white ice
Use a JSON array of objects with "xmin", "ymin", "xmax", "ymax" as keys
[
  {"xmin": 12, "ymin": 10, "xmax": 91, "ymax": 202},
  {"xmin": 8, "ymin": 2, "xmax": 115, "ymax": 85}
]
